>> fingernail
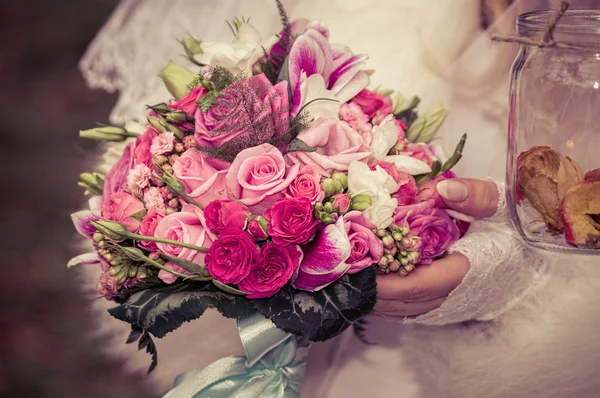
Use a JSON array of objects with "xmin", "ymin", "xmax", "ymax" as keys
[{"xmin": 437, "ymin": 179, "xmax": 470, "ymax": 202}]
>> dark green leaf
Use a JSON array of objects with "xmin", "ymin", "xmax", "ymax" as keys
[
  {"xmin": 252, "ymin": 268, "xmax": 377, "ymax": 342},
  {"xmin": 285, "ymin": 138, "xmax": 316, "ymax": 153},
  {"xmin": 415, "ymin": 160, "xmax": 442, "ymax": 186},
  {"xmin": 125, "ymin": 325, "xmax": 158, "ymax": 374},
  {"xmin": 441, "ymin": 133, "xmax": 467, "ymax": 173},
  {"xmin": 108, "ymin": 282, "xmax": 256, "ymax": 338},
  {"xmin": 126, "ymin": 325, "xmax": 143, "ymax": 344}
]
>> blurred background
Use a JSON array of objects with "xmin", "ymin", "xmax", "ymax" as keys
[
  {"xmin": 1, "ymin": 0, "xmax": 596, "ymax": 396},
  {"xmin": 0, "ymin": 0, "xmax": 152, "ymax": 396}
]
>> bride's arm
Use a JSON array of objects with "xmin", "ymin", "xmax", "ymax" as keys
[{"xmin": 374, "ymin": 179, "xmax": 551, "ymax": 325}]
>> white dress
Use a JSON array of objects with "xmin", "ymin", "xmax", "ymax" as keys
[{"xmin": 79, "ymin": 0, "xmax": 600, "ymax": 397}]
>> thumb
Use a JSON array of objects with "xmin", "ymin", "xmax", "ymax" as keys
[{"xmin": 436, "ymin": 178, "xmax": 499, "ymax": 218}]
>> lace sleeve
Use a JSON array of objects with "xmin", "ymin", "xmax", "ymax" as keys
[{"xmin": 408, "ymin": 182, "xmax": 553, "ymax": 325}]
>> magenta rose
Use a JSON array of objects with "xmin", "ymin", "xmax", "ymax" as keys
[
  {"xmin": 134, "ymin": 128, "xmax": 158, "ymax": 167},
  {"xmin": 226, "ymin": 143, "xmax": 300, "ymax": 213},
  {"xmin": 286, "ymin": 165, "xmax": 325, "ymax": 204},
  {"xmin": 351, "ymin": 89, "xmax": 393, "ymax": 119},
  {"xmin": 204, "ymin": 200, "xmax": 248, "ymax": 235},
  {"xmin": 287, "ymin": 118, "xmax": 370, "ymax": 176},
  {"xmin": 194, "ymin": 73, "xmax": 289, "ymax": 148},
  {"xmin": 394, "ymin": 200, "xmax": 460, "ymax": 263},
  {"xmin": 172, "ymin": 149, "xmax": 229, "ymax": 207},
  {"xmin": 154, "ymin": 204, "xmax": 215, "ymax": 284},
  {"xmin": 103, "ymin": 142, "xmax": 135, "ymax": 201},
  {"xmin": 138, "ymin": 209, "xmax": 165, "ymax": 251},
  {"xmin": 238, "ymin": 243, "xmax": 303, "ymax": 299},
  {"xmin": 101, "ymin": 192, "xmax": 144, "ymax": 232},
  {"xmin": 169, "ymin": 86, "xmax": 207, "ymax": 116},
  {"xmin": 206, "ymin": 228, "xmax": 259, "ymax": 285},
  {"xmin": 344, "ymin": 211, "xmax": 384, "ymax": 273},
  {"xmin": 265, "ymin": 197, "xmax": 319, "ymax": 246}
]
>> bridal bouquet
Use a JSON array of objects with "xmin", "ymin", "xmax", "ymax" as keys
[{"xmin": 70, "ymin": 5, "xmax": 466, "ymax": 375}]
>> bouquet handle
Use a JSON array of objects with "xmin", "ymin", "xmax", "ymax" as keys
[{"xmin": 163, "ymin": 313, "xmax": 307, "ymax": 398}]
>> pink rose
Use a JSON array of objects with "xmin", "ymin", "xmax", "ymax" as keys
[
  {"xmin": 265, "ymin": 197, "xmax": 319, "ymax": 246},
  {"xmin": 150, "ymin": 132, "xmax": 176, "ymax": 156},
  {"xmin": 204, "ymin": 200, "xmax": 248, "ymax": 235},
  {"xmin": 400, "ymin": 143, "xmax": 437, "ymax": 167},
  {"xmin": 154, "ymin": 204, "xmax": 215, "ymax": 284},
  {"xmin": 394, "ymin": 200, "xmax": 460, "ymax": 263},
  {"xmin": 417, "ymin": 173, "xmax": 455, "ymax": 208},
  {"xmin": 101, "ymin": 192, "xmax": 144, "ymax": 232},
  {"xmin": 169, "ymin": 86, "xmax": 207, "ymax": 116},
  {"xmin": 138, "ymin": 209, "xmax": 165, "ymax": 251},
  {"xmin": 194, "ymin": 74, "xmax": 289, "ymax": 148},
  {"xmin": 331, "ymin": 193, "xmax": 351, "ymax": 214},
  {"xmin": 344, "ymin": 211, "xmax": 384, "ymax": 273},
  {"xmin": 172, "ymin": 149, "xmax": 229, "ymax": 208},
  {"xmin": 226, "ymin": 144, "xmax": 300, "ymax": 213},
  {"xmin": 288, "ymin": 118, "xmax": 370, "ymax": 176},
  {"xmin": 286, "ymin": 165, "xmax": 325, "ymax": 204},
  {"xmin": 103, "ymin": 143, "xmax": 134, "ymax": 201},
  {"xmin": 135, "ymin": 128, "xmax": 158, "ymax": 167},
  {"xmin": 238, "ymin": 243, "xmax": 303, "ymax": 299},
  {"xmin": 206, "ymin": 228, "xmax": 259, "ymax": 285},
  {"xmin": 395, "ymin": 171, "xmax": 419, "ymax": 206},
  {"xmin": 351, "ymin": 89, "xmax": 393, "ymax": 119}
]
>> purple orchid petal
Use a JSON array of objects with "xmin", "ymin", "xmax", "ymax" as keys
[
  {"xmin": 68, "ymin": 252, "xmax": 100, "ymax": 268},
  {"xmin": 305, "ymin": 19, "xmax": 330, "ymax": 38},
  {"xmin": 288, "ymin": 28, "xmax": 332, "ymax": 94},
  {"xmin": 328, "ymin": 54, "xmax": 368, "ymax": 91},
  {"xmin": 293, "ymin": 216, "xmax": 352, "ymax": 292},
  {"xmin": 332, "ymin": 70, "xmax": 370, "ymax": 104},
  {"xmin": 71, "ymin": 209, "xmax": 100, "ymax": 239}
]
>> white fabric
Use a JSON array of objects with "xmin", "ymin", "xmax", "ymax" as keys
[{"xmin": 78, "ymin": 0, "xmax": 600, "ymax": 397}]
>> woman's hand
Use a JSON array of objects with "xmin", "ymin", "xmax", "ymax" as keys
[{"xmin": 373, "ymin": 178, "xmax": 500, "ymax": 319}]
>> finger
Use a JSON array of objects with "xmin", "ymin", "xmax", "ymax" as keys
[
  {"xmin": 436, "ymin": 178, "xmax": 499, "ymax": 218},
  {"xmin": 373, "ymin": 297, "xmax": 446, "ymax": 318},
  {"xmin": 376, "ymin": 252, "xmax": 470, "ymax": 302}
]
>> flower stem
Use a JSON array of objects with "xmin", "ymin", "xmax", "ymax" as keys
[
  {"xmin": 143, "ymin": 255, "xmax": 209, "ymax": 282},
  {"xmin": 127, "ymin": 233, "xmax": 208, "ymax": 252}
]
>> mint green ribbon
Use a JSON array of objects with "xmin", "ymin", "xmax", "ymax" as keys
[{"xmin": 163, "ymin": 313, "xmax": 306, "ymax": 398}]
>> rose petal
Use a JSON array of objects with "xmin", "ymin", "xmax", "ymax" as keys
[{"xmin": 293, "ymin": 216, "xmax": 352, "ymax": 291}]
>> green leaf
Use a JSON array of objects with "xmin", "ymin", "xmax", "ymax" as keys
[
  {"xmin": 213, "ymin": 280, "xmax": 249, "ymax": 296},
  {"xmin": 441, "ymin": 133, "xmax": 467, "ymax": 173},
  {"xmin": 159, "ymin": 253, "xmax": 209, "ymax": 277},
  {"xmin": 285, "ymin": 138, "xmax": 316, "ymax": 153},
  {"xmin": 108, "ymin": 282, "xmax": 256, "ymax": 338},
  {"xmin": 252, "ymin": 267, "xmax": 377, "ymax": 342},
  {"xmin": 415, "ymin": 160, "xmax": 442, "ymax": 186}
]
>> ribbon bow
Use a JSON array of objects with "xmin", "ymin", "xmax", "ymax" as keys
[{"xmin": 163, "ymin": 313, "xmax": 306, "ymax": 398}]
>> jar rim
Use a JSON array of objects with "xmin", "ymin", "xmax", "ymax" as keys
[{"xmin": 518, "ymin": 9, "xmax": 600, "ymax": 35}]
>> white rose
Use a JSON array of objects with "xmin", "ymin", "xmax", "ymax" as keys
[
  {"xmin": 347, "ymin": 161, "xmax": 399, "ymax": 228},
  {"xmin": 371, "ymin": 114, "xmax": 399, "ymax": 160}
]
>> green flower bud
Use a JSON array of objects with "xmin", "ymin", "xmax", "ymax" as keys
[
  {"xmin": 158, "ymin": 60, "xmax": 197, "ymax": 100},
  {"xmin": 406, "ymin": 102, "xmax": 449, "ymax": 143},
  {"xmin": 93, "ymin": 232, "xmax": 104, "ymax": 243},
  {"xmin": 181, "ymin": 34, "xmax": 203, "ymax": 59},
  {"xmin": 152, "ymin": 155, "xmax": 169, "ymax": 166},
  {"xmin": 120, "ymin": 246, "xmax": 148, "ymax": 263},
  {"xmin": 80, "ymin": 126, "xmax": 134, "ymax": 142},
  {"xmin": 91, "ymin": 220, "xmax": 129, "ymax": 241},
  {"xmin": 404, "ymin": 263, "xmax": 415, "ymax": 272},
  {"xmin": 314, "ymin": 202, "xmax": 324, "ymax": 211},
  {"xmin": 382, "ymin": 235, "xmax": 395, "ymax": 247},
  {"xmin": 162, "ymin": 172, "xmax": 186, "ymax": 196},
  {"xmin": 400, "ymin": 250, "xmax": 408, "ymax": 257},
  {"xmin": 392, "ymin": 231, "xmax": 404, "ymax": 242},
  {"xmin": 378, "ymin": 255, "xmax": 390, "ymax": 267},
  {"xmin": 147, "ymin": 116, "xmax": 168, "ymax": 133},
  {"xmin": 321, "ymin": 178, "xmax": 342, "ymax": 197},
  {"xmin": 165, "ymin": 110, "xmax": 188, "ymax": 123},
  {"xmin": 392, "ymin": 93, "xmax": 420, "ymax": 115},
  {"xmin": 79, "ymin": 172, "xmax": 105, "ymax": 195},
  {"xmin": 400, "ymin": 257, "xmax": 409, "ymax": 266},
  {"xmin": 323, "ymin": 202, "xmax": 334, "ymax": 213},
  {"xmin": 351, "ymin": 194, "xmax": 372, "ymax": 211},
  {"xmin": 376, "ymin": 229, "xmax": 387, "ymax": 238},
  {"xmin": 109, "ymin": 265, "xmax": 122, "ymax": 276},
  {"xmin": 330, "ymin": 172, "xmax": 348, "ymax": 190}
]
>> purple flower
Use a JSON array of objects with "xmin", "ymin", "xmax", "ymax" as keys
[
  {"xmin": 394, "ymin": 200, "xmax": 460, "ymax": 264},
  {"xmin": 293, "ymin": 216, "xmax": 352, "ymax": 291}
]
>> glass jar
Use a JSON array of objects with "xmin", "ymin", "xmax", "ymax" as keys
[{"xmin": 507, "ymin": 10, "xmax": 600, "ymax": 254}]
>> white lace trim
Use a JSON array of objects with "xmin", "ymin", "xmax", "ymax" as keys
[{"xmin": 408, "ymin": 182, "xmax": 552, "ymax": 325}]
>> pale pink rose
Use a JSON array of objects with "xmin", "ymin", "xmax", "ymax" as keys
[
  {"xmin": 126, "ymin": 163, "xmax": 152, "ymax": 194},
  {"xmin": 226, "ymin": 144, "xmax": 300, "ymax": 213},
  {"xmin": 286, "ymin": 165, "xmax": 325, "ymax": 204},
  {"xmin": 138, "ymin": 209, "xmax": 165, "ymax": 251},
  {"xmin": 143, "ymin": 187, "xmax": 167, "ymax": 213},
  {"xmin": 169, "ymin": 86, "xmax": 207, "ymax": 116},
  {"xmin": 331, "ymin": 193, "xmax": 351, "ymax": 214},
  {"xmin": 103, "ymin": 143, "xmax": 134, "ymax": 201},
  {"xmin": 101, "ymin": 192, "xmax": 144, "ymax": 232},
  {"xmin": 172, "ymin": 149, "xmax": 229, "ymax": 207},
  {"xmin": 150, "ymin": 132, "xmax": 176, "ymax": 156},
  {"xmin": 288, "ymin": 118, "xmax": 371, "ymax": 176},
  {"xmin": 154, "ymin": 204, "xmax": 215, "ymax": 284},
  {"xmin": 344, "ymin": 211, "xmax": 384, "ymax": 273}
]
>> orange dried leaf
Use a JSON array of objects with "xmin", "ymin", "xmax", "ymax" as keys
[{"xmin": 561, "ymin": 180, "xmax": 600, "ymax": 248}]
